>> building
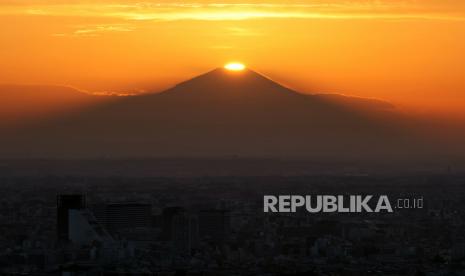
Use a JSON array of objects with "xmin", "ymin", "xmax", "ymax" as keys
[
  {"xmin": 68, "ymin": 209, "xmax": 113, "ymax": 245},
  {"xmin": 57, "ymin": 194, "xmax": 86, "ymax": 242},
  {"xmin": 100, "ymin": 203, "xmax": 151, "ymax": 233},
  {"xmin": 161, "ymin": 206, "xmax": 185, "ymax": 240},
  {"xmin": 172, "ymin": 213, "xmax": 199, "ymax": 254},
  {"xmin": 68, "ymin": 209, "xmax": 122, "ymax": 263}
]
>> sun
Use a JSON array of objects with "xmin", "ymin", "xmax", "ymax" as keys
[{"xmin": 224, "ymin": 62, "xmax": 246, "ymax": 71}]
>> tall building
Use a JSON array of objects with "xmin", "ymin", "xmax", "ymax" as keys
[
  {"xmin": 57, "ymin": 194, "xmax": 86, "ymax": 242},
  {"xmin": 102, "ymin": 203, "xmax": 151, "ymax": 233},
  {"xmin": 68, "ymin": 209, "xmax": 113, "ymax": 245},
  {"xmin": 172, "ymin": 213, "xmax": 199, "ymax": 254},
  {"xmin": 161, "ymin": 206, "xmax": 185, "ymax": 240},
  {"xmin": 199, "ymin": 209, "xmax": 231, "ymax": 244}
]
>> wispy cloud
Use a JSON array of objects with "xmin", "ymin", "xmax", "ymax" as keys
[
  {"xmin": 1, "ymin": 1, "xmax": 464, "ymax": 22},
  {"xmin": 52, "ymin": 24, "xmax": 135, "ymax": 37},
  {"xmin": 227, "ymin": 27, "xmax": 262, "ymax": 36}
]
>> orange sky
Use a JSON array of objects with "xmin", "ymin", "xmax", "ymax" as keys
[{"xmin": 1, "ymin": 0, "xmax": 465, "ymax": 118}]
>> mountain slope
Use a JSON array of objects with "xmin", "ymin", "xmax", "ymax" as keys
[
  {"xmin": 0, "ymin": 68, "xmax": 431, "ymax": 159},
  {"xmin": 0, "ymin": 84, "xmax": 110, "ymax": 127}
]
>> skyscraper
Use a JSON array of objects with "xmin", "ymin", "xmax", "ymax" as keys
[
  {"xmin": 161, "ymin": 206, "xmax": 185, "ymax": 240},
  {"xmin": 57, "ymin": 194, "xmax": 86, "ymax": 242},
  {"xmin": 172, "ymin": 213, "xmax": 199, "ymax": 254},
  {"xmin": 103, "ymin": 203, "xmax": 151, "ymax": 233}
]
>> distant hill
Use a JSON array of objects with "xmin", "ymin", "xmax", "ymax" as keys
[{"xmin": 0, "ymin": 84, "xmax": 111, "ymax": 127}]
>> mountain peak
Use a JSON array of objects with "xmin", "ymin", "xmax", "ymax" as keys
[
  {"xmin": 161, "ymin": 67, "xmax": 302, "ymax": 101},
  {"xmin": 177, "ymin": 67, "xmax": 271, "ymax": 85}
]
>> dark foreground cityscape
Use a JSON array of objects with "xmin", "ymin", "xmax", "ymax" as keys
[{"xmin": 0, "ymin": 160, "xmax": 465, "ymax": 275}]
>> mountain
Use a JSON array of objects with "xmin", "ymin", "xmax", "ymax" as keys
[{"xmin": 0, "ymin": 68, "xmax": 434, "ymax": 160}]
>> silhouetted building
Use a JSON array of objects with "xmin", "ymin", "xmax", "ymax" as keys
[
  {"xmin": 172, "ymin": 213, "xmax": 199, "ymax": 254},
  {"xmin": 162, "ymin": 206, "xmax": 185, "ymax": 240},
  {"xmin": 199, "ymin": 209, "xmax": 231, "ymax": 244},
  {"xmin": 69, "ymin": 209, "xmax": 113, "ymax": 245},
  {"xmin": 57, "ymin": 194, "xmax": 86, "ymax": 242},
  {"xmin": 102, "ymin": 203, "xmax": 151, "ymax": 233}
]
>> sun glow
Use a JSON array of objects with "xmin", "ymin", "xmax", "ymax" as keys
[{"xmin": 224, "ymin": 62, "xmax": 246, "ymax": 71}]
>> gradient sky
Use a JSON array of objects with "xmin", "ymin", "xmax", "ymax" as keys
[{"xmin": 1, "ymin": 0, "xmax": 465, "ymax": 118}]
